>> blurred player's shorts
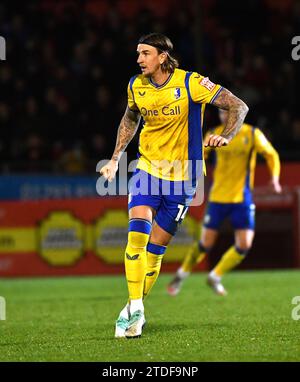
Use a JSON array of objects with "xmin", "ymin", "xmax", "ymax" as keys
[{"xmin": 203, "ymin": 202, "xmax": 255, "ymax": 230}]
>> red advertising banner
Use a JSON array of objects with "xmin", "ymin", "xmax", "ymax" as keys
[
  {"xmin": 0, "ymin": 197, "xmax": 205, "ymax": 277},
  {"xmin": 0, "ymin": 162, "xmax": 300, "ymax": 277}
]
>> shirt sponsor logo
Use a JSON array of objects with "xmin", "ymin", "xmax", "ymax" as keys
[{"xmin": 140, "ymin": 106, "xmax": 181, "ymax": 117}]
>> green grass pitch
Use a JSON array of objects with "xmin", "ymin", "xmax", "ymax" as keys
[{"xmin": 0, "ymin": 270, "xmax": 300, "ymax": 362}]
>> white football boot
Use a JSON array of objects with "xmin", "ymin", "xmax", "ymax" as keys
[
  {"xmin": 207, "ymin": 272, "xmax": 227, "ymax": 296},
  {"xmin": 125, "ymin": 310, "xmax": 146, "ymax": 339},
  {"xmin": 115, "ymin": 304, "xmax": 130, "ymax": 338}
]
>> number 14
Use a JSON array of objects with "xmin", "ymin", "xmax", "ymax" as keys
[{"xmin": 175, "ymin": 204, "xmax": 188, "ymax": 222}]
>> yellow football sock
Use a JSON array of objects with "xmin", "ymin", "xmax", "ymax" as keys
[
  {"xmin": 182, "ymin": 241, "xmax": 207, "ymax": 273},
  {"xmin": 214, "ymin": 246, "xmax": 246, "ymax": 277},
  {"xmin": 125, "ymin": 219, "xmax": 152, "ymax": 300},
  {"xmin": 143, "ymin": 243, "xmax": 166, "ymax": 299}
]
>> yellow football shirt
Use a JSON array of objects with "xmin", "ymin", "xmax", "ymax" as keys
[
  {"xmin": 127, "ymin": 68, "xmax": 222, "ymax": 181},
  {"xmin": 205, "ymin": 124, "xmax": 280, "ymax": 203}
]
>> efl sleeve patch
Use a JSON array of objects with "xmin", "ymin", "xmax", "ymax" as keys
[{"xmin": 199, "ymin": 77, "xmax": 216, "ymax": 92}]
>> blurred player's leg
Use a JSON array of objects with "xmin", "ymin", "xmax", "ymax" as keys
[
  {"xmin": 167, "ymin": 227, "xmax": 218, "ymax": 296},
  {"xmin": 209, "ymin": 229, "xmax": 254, "ymax": 295}
]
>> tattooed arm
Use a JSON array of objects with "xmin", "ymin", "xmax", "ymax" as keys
[
  {"xmin": 112, "ymin": 107, "xmax": 141, "ymax": 161},
  {"xmin": 204, "ymin": 88, "xmax": 249, "ymax": 147},
  {"xmin": 100, "ymin": 106, "xmax": 141, "ymax": 181}
]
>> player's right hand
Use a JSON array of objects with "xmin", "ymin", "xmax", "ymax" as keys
[
  {"xmin": 204, "ymin": 134, "xmax": 229, "ymax": 147},
  {"xmin": 99, "ymin": 159, "xmax": 118, "ymax": 182}
]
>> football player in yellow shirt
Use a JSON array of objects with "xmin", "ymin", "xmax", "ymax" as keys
[
  {"xmin": 100, "ymin": 33, "xmax": 249, "ymax": 338},
  {"xmin": 167, "ymin": 109, "xmax": 281, "ymax": 297}
]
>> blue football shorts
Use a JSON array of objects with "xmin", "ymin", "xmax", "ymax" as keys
[
  {"xmin": 203, "ymin": 201, "xmax": 255, "ymax": 230},
  {"xmin": 128, "ymin": 169, "xmax": 196, "ymax": 236}
]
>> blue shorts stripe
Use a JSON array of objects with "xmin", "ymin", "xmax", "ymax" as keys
[
  {"xmin": 129, "ymin": 218, "xmax": 152, "ymax": 234},
  {"xmin": 147, "ymin": 242, "xmax": 166, "ymax": 255}
]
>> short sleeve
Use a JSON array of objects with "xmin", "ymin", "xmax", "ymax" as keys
[
  {"xmin": 127, "ymin": 77, "xmax": 138, "ymax": 111},
  {"xmin": 189, "ymin": 72, "xmax": 223, "ymax": 104}
]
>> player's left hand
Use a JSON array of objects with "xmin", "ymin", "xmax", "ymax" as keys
[{"xmin": 204, "ymin": 134, "xmax": 229, "ymax": 147}]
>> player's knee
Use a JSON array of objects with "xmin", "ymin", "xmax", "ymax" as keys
[
  {"xmin": 201, "ymin": 228, "xmax": 218, "ymax": 248},
  {"xmin": 198, "ymin": 241, "xmax": 213, "ymax": 254},
  {"xmin": 235, "ymin": 237, "xmax": 253, "ymax": 253},
  {"xmin": 235, "ymin": 229, "xmax": 254, "ymax": 251},
  {"xmin": 235, "ymin": 246, "xmax": 250, "ymax": 256},
  {"xmin": 128, "ymin": 218, "xmax": 152, "ymax": 248}
]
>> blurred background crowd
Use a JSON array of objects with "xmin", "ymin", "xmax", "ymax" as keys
[{"xmin": 0, "ymin": 0, "xmax": 299, "ymax": 173}]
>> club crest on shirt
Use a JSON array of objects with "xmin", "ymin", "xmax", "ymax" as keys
[{"xmin": 173, "ymin": 87, "xmax": 181, "ymax": 99}]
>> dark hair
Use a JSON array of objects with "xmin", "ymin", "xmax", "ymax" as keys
[{"xmin": 138, "ymin": 33, "xmax": 179, "ymax": 73}]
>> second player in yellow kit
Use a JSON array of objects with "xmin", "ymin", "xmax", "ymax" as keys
[
  {"xmin": 207, "ymin": 122, "xmax": 280, "ymax": 204},
  {"xmin": 168, "ymin": 110, "xmax": 282, "ymax": 296}
]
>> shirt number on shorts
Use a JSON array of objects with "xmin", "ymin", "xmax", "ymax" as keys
[{"xmin": 175, "ymin": 204, "xmax": 188, "ymax": 222}]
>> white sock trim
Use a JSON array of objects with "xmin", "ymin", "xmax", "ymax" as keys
[
  {"xmin": 119, "ymin": 302, "xmax": 130, "ymax": 320},
  {"xmin": 130, "ymin": 298, "xmax": 144, "ymax": 314},
  {"xmin": 209, "ymin": 270, "xmax": 221, "ymax": 282},
  {"xmin": 177, "ymin": 267, "xmax": 190, "ymax": 280}
]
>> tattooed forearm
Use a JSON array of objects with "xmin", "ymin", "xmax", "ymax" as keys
[
  {"xmin": 112, "ymin": 107, "xmax": 141, "ymax": 161},
  {"xmin": 212, "ymin": 88, "xmax": 249, "ymax": 141}
]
